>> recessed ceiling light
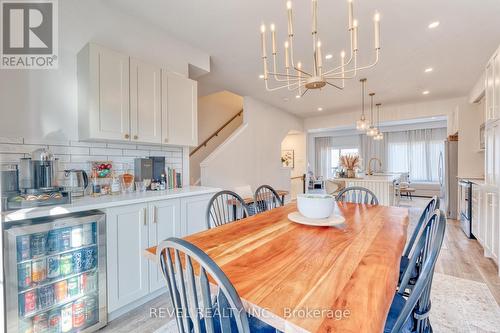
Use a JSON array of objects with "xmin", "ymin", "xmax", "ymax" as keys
[
  {"xmin": 295, "ymin": 95, "xmax": 301, "ymax": 99},
  {"xmin": 424, "ymin": 67, "xmax": 433, "ymax": 73},
  {"xmin": 325, "ymin": 54, "xmax": 333, "ymax": 60},
  {"xmin": 422, "ymin": 90, "xmax": 430, "ymax": 95},
  {"xmin": 283, "ymin": 97, "xmax": 289, "ymax": 102},
  {"xmin": 428, "ymin": 21, "xmax": 440, "ymax": 29},
  {"xmin": 259, "ymin": 74, "xmax": 264, "ymax": 79},
  {"xmin": 317, "ymin": 107, "xmax": 323, "ymax": 111}
]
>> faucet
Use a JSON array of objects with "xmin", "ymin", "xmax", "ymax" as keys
[{"xmin": 367, "ymin": 157, "xmax": 382, "ymax": 175}]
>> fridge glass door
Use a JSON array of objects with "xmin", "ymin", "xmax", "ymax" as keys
[{"xmin": 4, "ymin": 214, "xmax": 107, "ymax": 333}]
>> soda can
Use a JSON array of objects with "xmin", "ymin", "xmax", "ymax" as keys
[
  {"xmin": 71, "ymin": 226, "xmax": 83, "ymax": 248},
  {"xmin": 18, "ymin": 261, "xmax": 32, "ymax": 289},
  {"xmin": 59, "ymin": 254, "xmax": 73, "ymax": 276},
  {"xmin": 83, "ymin": 271, "xmax": 98, "ymax": 293},
  {"xmin": 60, "ymin": 303, "xmax": 73, "ymax": 333},
  {"xmin": 82, "ymin": 223, "xmax": 94, "ymax": 246},
  {"xmin": 48, "ymin": 309, "xmax": 62, "ymax": 333},
  {"xmin": 37, "ymin": 284, "xmax": 55, "ymax": 309},
  {"xmin": 82, "ymin": 247, "xmax": 96, "ymax": 271},
  {"xmin": 19, "ymin": 290, "xmax": 37, "ymax": 315},
  {"xmin": 67, "ymin": 276, "xmax": 80, "ymax": 297},
  {"xmin": 17, "ymin": 235, "xmax": 31, "ymax": 261},
  {"xmin": 72, "ymin": 250, "xmax": 84, "ymax": 274},
  {"xmin": 54, "ymin": 280, "xmax": 68, "ymax": 303},
  {"xmin": 84, "ymin": 297, "xmax": 98, "ymax": 324},
  {"xmin": 47, "ymin": 229, "xmax": 61, "ymax": 253},
  {"xmin": 33, "ymin": 313, "xmax": 48, "ymax": 333},
  {"xmin": 30, "ymin": 233, "xmax": 47, "ymax": 258},
  {"xmin": 47, "ymin": 255, "xmax": 60, "ymax": 279},
  {"xmin": 72, "ymin": 299, "xmax": 85, "ymax": 328},
  {"xmin": 32, "ymin": 258, "xmax": 47, "ymax": 283},
  {"xmin": 18, "ymin": 318, "xmax": 33, "ymax": 333},
  {"xmin": 59, "ymin": 228, "xmax": 72, "ymax": 251}
]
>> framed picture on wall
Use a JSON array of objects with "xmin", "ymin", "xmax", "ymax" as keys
[{"xmin": 281, "ymin": 150, "xmax": 294, "ymax": 168}]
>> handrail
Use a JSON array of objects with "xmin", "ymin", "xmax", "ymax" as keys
[{"xmin": 190, "ymin": 109, "xmax": 243, "ymax": 157}]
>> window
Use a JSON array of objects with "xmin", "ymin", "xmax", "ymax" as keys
[{"xmin": 331, "ymin": 148, "xmax": 359, "ymax": 173}]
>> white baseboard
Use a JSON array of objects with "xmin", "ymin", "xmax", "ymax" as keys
[{"xmin": 108, "ymin": 289, "xmax": 167, "ymax": 322}]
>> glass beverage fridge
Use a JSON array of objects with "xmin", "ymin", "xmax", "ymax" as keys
[{"xmin": 3, "ymin": 211, "xmax": 107, "ymax": 333}]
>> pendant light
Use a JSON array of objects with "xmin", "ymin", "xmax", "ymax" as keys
[
  {"xmin": 356, "ymin": 78, "xmax": 368, "ymax": 131},
  {"xmin": 366, "ymin": 92, "xmax": 378, "ymax": 136},
  {"xmin": 374, "ymin": 103, "xmax": 384, "ymax": 140}
]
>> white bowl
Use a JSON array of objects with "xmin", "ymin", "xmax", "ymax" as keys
[{"xmin": 296, "ymin": 194, "xmax": 335, "ymax": 219}]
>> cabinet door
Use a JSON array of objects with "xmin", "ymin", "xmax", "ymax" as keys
[
  {"xmin": 180, "ymin": 194, "xmax": 213, "ymax": 237},
  {"xmin": 130, "ymin": 58, "xmax": 162, "ymax": 144},
  {"xmin": 148, "ymin": 199, "xmax": 181, "ymax": 292},
  {"xmin": 486, "ymin": 62, "xmax": 494, "ymax": 121},
  {"xmin": 472, "ymin": 185, "xmax": 481, "ymax": 242},
  {"xmin": 494, "ymin": 54, "xmax": 500, "ymax": 120},
  {"xmin": 162, "ymin": 71, "xmax": 198, "ymax": 146},
  {"xmin": 106, "ymin": 203, "xmax": 149, "ymax": 312},
  {"xmin": 90, "ymin": 44, "xmax": 130, "ymax": 141}
]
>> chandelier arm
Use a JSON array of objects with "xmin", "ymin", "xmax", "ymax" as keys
[
  {"xmin": 272, "ymin": 54, "xmax": 289, "ymax": 82},
  {"xmin": 267, "ymin": 71, "xmax": 305, "ymax": 79},
  {"xmin": 300, "ymin": 88, "xmax": 310, "ymax": 98},
  {"xmin": 292, "ymin": 66, "xmax": 313, "ymax": 77},
  {"xmin": 322, "ymin": 30, "xmax": 356, "ymax": 76},
  {"xmin": 325, "ymin": 81, "xmax": 344, "ymax": 90},
  {"xmin": 264, "ymin": 79, "xmax": 305, "ymax": 92},
  {"xmin": 325, "ymin": 50, "xmax": 379, "ymax": 77}
]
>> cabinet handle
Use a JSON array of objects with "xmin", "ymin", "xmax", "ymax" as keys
[
  {"xmin": 143, "ymin": 208, "xmax": 147, "ymax": 226},
  {"xmin": 134, "ymin": 135, "xmax": 138, "ymax": 140},
  {"xmin": 124, "ymin": 134, "xmax": 130, "ymax": 139},
  {"xmin": 154, "ymin": 206, "xmax": 158, "ymax": 224}
]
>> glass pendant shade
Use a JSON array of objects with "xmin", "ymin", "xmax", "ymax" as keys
[
  {"xmin": 374, "ymin": 131, "xmax": 384, "ymax": 140},
  {"xmin": 356, "ymin": 116, "xmax": 368, "ymax": 130},
  {"xmin": 367, "ymin": 126, "xmax": 378, "ymax": 137}
]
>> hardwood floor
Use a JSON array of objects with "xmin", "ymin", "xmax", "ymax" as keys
[{"xmin": 100, "ymin": 197, "xmax": 500, "ymax": 332}]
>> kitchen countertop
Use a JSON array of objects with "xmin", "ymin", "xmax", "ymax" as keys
[
  {"xmin": 1, "ymin": 186, "xmax": 220, "ymax": 222},
  {"xmin": 336, "ymin": 174, "xmax": 400, "ymax": 183}
]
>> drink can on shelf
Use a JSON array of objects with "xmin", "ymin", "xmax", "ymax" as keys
[
  {"xmin": 84, "ymin": 297, "xmax": 98, "ymax": 324},
  {"xmin": 33, "ymin": 313, "xmax": 48, "ymax": 333},
  {"xmin": 48, "ymin": 309, "xmax": 62, "ymax": 333},
  {"xmin": 82, "ymin": 246, "xmax": 96, "ymax": 271},
  {"xmin": 47, "ymin": 229, "xmax": 61, "ymax": 253},
  {"xmin": 30, "ymin": 233, "xmax": 47, "ymax": 258},
  {"xmin": 37, "ymin": 284, "xmax": 55, "ymax": 309},
  {"xmin": 72, "ymin": 299, "xmax": 85, "ymax": 328},
  {"xmin": 83, "ymin": 271, "xmax": 98, "ymax": 293},
  {"xmin": 61, "ymin": 303, "xmax": 73, "ymax": 333},
  {"xmin": 18, "ymin": 261, "xmax": 32, "ymax": 289},
  {"xmin": 82, "ymin": 223, "xmax": 94, "ymax": 246},
  {"xmin": 71, "ymin": 226, "xmax": 83, "ymax": 248},
  {"xmin": 67, "ymin": 276, "xmax": 80, "ymax": 297},
  {"xmin": 47, "ymin": 255, "xmax": 60, "ymax": 279},
  {"xmin": 59, "ymin": 228, "xmax": 72, "ymax": 251},
  {"xmin": 72, "ymin": 249, "xmax": 84, "ymax": 273},
  {"xmin": 54, "ymin": 280, "xmax": 68, "ymax": 303},
  {"xmin": 32, "ymin": 258, "xmax": 47, "ymax": 283},
  {"xmin": 17, "ymin": 235, "xmax": 31, "ymax": 261},
  {"xmin": 59, "ymin": 254, "xmax": 73, "ymax": 276},
  {"xmin": 19, "ymin": 318, "xmax": 33, "ymax": 333},
  {"xmin": 20, "ymin": 290, "xmax": 37, "ymax": 315}
]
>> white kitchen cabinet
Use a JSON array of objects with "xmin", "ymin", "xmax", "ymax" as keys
[
  {"xmin": 78, "ymin": 43, "xmax": 131, "ymax": 141},
  {"xmin": 180, "ymin": 194, "xmax": 212, "ymax": 236},
  {"xmin": 130, "ymin": 58, "xmax": 162, "ymax": 144},
  {"xmin": 148, "ymin": 199, "xmax": 181, "ymax": 292},
  {"xmin": 106, "ymin": 203, "xmax": 149, "ymax": 312},
  {"xmin": 162, "ymin": 71, "xmax": 198, "ymax": 147},
  {"xmin": 472, "ymin": 184, "xmax": 483, "ymax": 244}
]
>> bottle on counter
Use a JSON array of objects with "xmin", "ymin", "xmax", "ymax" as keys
[
  {"xmin": 159, "ymin": 174, "xmax": 166, "ymax": 191},
  {"xmin": 110, "ymin": 171, "xmax": 121, "ymax": 195}
]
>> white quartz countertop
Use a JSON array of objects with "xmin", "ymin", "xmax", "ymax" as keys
[
  {"xmin": 1, "ymin": 186, "xmax": 220, "ymax": 222},
  {"xmin": 336, "ymin": 174, "xmax": 400, "ymax": 183}
]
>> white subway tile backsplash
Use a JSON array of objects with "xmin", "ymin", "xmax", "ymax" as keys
[
  {"xmin": 107, "ymin": 143, "xmax": 138, "ymax": 149},
  {"xmin": 0, "ymin": 143, "xmax": 45, "ymax": 154},
  {"xmin": 70, "ymin": 155, "xmax": 107, "ymax": 163},
  {"xmin": 70, "ymin": 141, "xmax": 107, "ymax": 148},
  {"xmin": 49, "ymin": 146, "xmax": 90, "ymax": 155},
  {"xmin": 123, "ymin": 149, "xmax": 149, "ymax": 157},
  {"xmin": 90, "ymin": 148, "xmax": 123, "ymax": 156},
  {"xmin": 24, "ymin": 138, "xmax": 70, "ymax": 146},
  {"xmin": 0, "ymin": 137, "xmax": 23, "ymax": 144},
  {"xmin": 54, "ymin": 155, "xmax": 71, "ymax": 163},
  {"xmin": 0, "ymin": 153, "xmax": 25, "ymax": 163},
  {"xmin": 137, "ymin": 144, "xmax": 163, "ymax": 151}
]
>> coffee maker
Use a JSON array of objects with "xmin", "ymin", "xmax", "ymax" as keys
[{"xmin": 0, "ymin": 163, "xmax": 20, "ymax": 211}]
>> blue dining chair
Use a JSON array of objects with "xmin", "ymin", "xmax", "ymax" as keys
[
  {"xmin": 157, "ymin": 238, "xmax": 277, "ymax": 333},
  {"xmin": 399, "ymin": 197, "xmax": 440, "ymax": 282},
  {"xmin": 336, "ymin": 186, "xmax": 379, "ymax": 205},
  {"xmin": 254, "ymin": 185, "xmax": 283, "ymax": 213},
  {"xmin": 206, "ymin": 191, "xmax": 250, "ymax": 229},
  {"xmin": 385, "ymin": 210, "xmax": 446, "ymax": 333}
]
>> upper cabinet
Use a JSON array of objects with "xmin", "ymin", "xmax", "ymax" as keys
[
  {"xmin": 77, "ymin": 43, "xmax": 198, "ymax": 146},
  {"xmin": 78, "ymin": 44, "xmax": 130, "ymax": 141},
  {"xmin": 162, "ymin": 71, "xmax": 198, "ymax": 146},
  {"xmin": 485, "ymin": 50, "xmax": 500, "ymax": 122}
]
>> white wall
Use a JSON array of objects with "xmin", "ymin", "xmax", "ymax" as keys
[
  {"xmin": 457, "ymin": 99, "xmax": 485, "ymax": 178},
  {"xmin": 190, "ymin": 91, "xmax": 243, "ymax": 184},
  {"xmin": 281, "ymin": 132, "xmax": 307, "ymax": 199},
  {"xmin": 0, "ymin": 0, "xmax": 210, "ymax": 143},
  {"xmin": 201, "ymin": 97, "xmax": 303, "ymax": 194}
]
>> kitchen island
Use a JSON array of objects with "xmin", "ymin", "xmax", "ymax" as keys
[{"xmin": 337, "ymin": 174, "xmax": 400, "ymax": 206}]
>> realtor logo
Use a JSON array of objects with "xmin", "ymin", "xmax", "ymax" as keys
[{"xmin": 1, "ymin": 0, "xmax": 58, "ymax": 69}]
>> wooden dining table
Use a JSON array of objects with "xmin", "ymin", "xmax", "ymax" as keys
[{"xmin": 144, "ymin": 202, "xmax": 409, "ymax": 333}]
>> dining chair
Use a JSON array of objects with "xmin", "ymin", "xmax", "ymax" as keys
[
  {"xmin": 384, "ymin": 210, "xmax": 446, "ymax": 333},
  {"xmin": 399, "ymin": 196, "xmax": 440, "ymax": 281},
  {"xmin": 253, "ymin": 185, "xmax": 283, "ymax": 213},
  {"xmin": 336, "ymin": 186, "xmax": 379, "ymax": 205},
  {"xmin": 157, "ymin": 238, "xmax": 277, "ymax": 333},
  {"xmin": 206, "ymin": 190, "xmax": 250, "ymax": 229}
]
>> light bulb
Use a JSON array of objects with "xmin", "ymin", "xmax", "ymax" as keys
[
  {"xmin": 270, "ymin": 23, "xmax": 275, "ymax": 32},
  {"xmin": 341, "ymin": 50, "xmax": 346, "ymax": 58},
  {"xmin": 367, "ymin": 126, "xmax": 378, "ymax": 137},
  {"xmin": 287, "ymin": 1, "xmax": 292, "ymax": 10},
  {"xmin": 374, "ymin": 12, "xmax": 380, "ymax": 22},
  {"xmin": 356, "ymin": 118, "xmax": 368, "ymax": 131},
  {"xmin": 317, "ymin": 41, "xmax": 321, "ymax": 48},
  {"xmin": 284, "ymin": 41, "xmax": 289, "ymax": 48},
  {"xmin": 297, "ymin": 61, "xmax": 302, "ymax": 69},
  {"xmin": 353, "ymin": 19, "xmax": 358, "ymax": 28},
  {"xmin": 260, "ymin": 24, "xmax": 266, "ymax": 33}
]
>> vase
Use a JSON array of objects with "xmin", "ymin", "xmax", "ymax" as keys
[{"xmin": 347, "ymin": 169, "xmax": 356, "ymax": 178}]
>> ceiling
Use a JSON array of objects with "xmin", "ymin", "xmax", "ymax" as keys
[{"xmin": 106, "ymin": 0, "xmax": 500, "ymax": 117}]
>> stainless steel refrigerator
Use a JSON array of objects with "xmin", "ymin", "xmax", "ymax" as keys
[
  {"xmin": 2, "ymin": 211, "xmax": 107, "ymax": 333},
  {"xmin": 439, "ymin": 140, "xmax": 458, "ymax": 219}
]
